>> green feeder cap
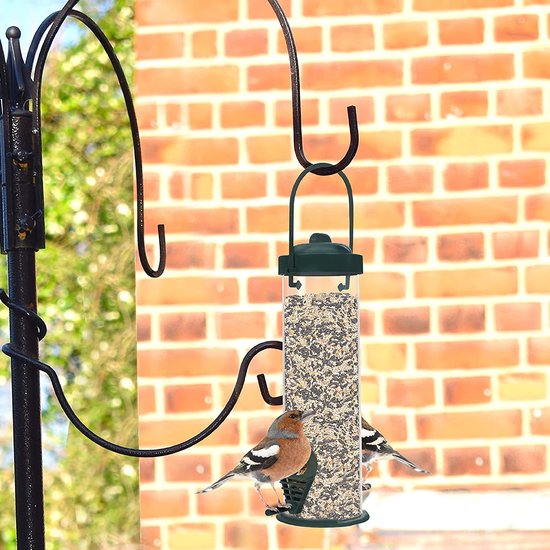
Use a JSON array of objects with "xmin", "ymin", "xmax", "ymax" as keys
[{"xmin": 279, "ymin": 233, "xmax": 363, "ymax": 277}]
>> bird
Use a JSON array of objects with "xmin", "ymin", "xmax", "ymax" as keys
[
  {"xmin": 196, "ymin": 409, "xmax": 314, "ymax": 511},
  {"xmin": 361, "ymin": 416, "xmax": 429, "ymax": 480}
]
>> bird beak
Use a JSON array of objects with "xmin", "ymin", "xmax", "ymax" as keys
[{"xmin": 300, "ymin": 410, "xmax": 315, "ymax": 422}]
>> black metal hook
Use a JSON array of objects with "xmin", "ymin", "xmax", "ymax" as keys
[
  {"xmin": 267, "ymin": 0, "xmax": 359, "ymax": 176},
  {"xmin": 26, "ymin": 2, "xmax": 166, "ymax": 278}
]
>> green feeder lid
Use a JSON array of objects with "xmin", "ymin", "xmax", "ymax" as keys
[{"xmin": 279, "ymin": 233, "xmax": 363, "ymax": 277}]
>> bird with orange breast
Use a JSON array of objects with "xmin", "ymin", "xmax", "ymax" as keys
[{"xmin": 197, "ymin": 409, "xmax": 314, "ymax": 511}]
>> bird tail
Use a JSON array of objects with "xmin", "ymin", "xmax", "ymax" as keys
[
  {"xmin": 392, "ymin": 452, "xmax": 429, "ymax": 474},
  {"xmin": 196, "ymin": 471, "xmax": 236, "ymax": 494}
]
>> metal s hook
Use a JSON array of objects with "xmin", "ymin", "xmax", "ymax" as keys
[
  {"xmin": 27, "ymin": 1, "xmax": 166, "ymax": 278},
  {"xmin": 267, "ymin": 0, "xmax": 359, "ymax": 176}
]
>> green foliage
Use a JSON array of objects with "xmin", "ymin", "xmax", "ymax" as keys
[{"xmin": 0, "ymin": 0, "xmax": 139, "ymax": 548}]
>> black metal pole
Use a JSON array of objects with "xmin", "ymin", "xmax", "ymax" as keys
[{"xmin": 1, "ymin": 27, "xmax": 46, "ymax": 550}]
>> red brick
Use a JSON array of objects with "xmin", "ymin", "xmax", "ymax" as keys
[
  {"xmin": 522, "ymin": 122, "xmax": 550, "ymax": 150},
  {"xmin": 417, "ymin": 410, "xmax": 521, "ymax": 440},
  {"xmin": 384, "ymin": 21, "xmax": 428, "ymax": 49},
  {"xmin": 501, "ymin": 446, "xmax": 546, "ymax": 474},
  {"xmin": 330, "ymin": 96, "xmax": 374, "ymax": 125},
  {"xmin": 304, "ymin": 0, "xmax": 403, "ymax": 16},
  {"xmin": 141, "ymin": 136, "xmax": 238, "ymax": 165},
  {"xmin": 526, "ymin": 194, "xmax": 550, "ymax": 221},
  {"xmin": 187, "ymin": 103, "xmax": 212, "ymax": 130},
  {"xmin": 277, "ymin": 524, "xmax": 326, "ymax": 549},
  {"xmin": 164, "ymin": 454, "xmax": 211, "ymax": 482},
  {"xmin": 136, "ymin": 33, "xmax": 184, "ymax": 60},
  {"xmin": 499, "ymin": 159, "xmax": 545, "ymax": 188},
  {"xmin": 224, "ymin": 242, "xmax": 269, "ymax": 269},
  {"xmin": 525, "ymin": 50, "xmax": 550, "ymax": 79},
  {"xmin": 145, "ymin": 207, "xmax": 239, "ymax": 235},
  {"xmin": 139, "ymin": 386, "xmax": 156, "ymax": 415},
  {"xmin": 444, "ymin": 448, "xmax": 491, "ymax": 476},
  {"xmin": 361, "ymin": 272, "xmax": 406, "ymax": 300},
  {"xmin": 140, "ymin": 459, "xmax": 155, "ymax": 483},
  {"xmin": 417, "ymin": 339, "xmax": 519, "ymax": 370},
  {"xmin": 140, "ymin": 490, "xmax": 189, "ymax": 518},
  {"xmin": 141, "ymin": 526, "xmax": 160, "ymax": 548},
  {"xmin": 370, "ymin": 414, "xmax": 408, "ymax": 442},
  {"xmin": 531, "ymin": 408, "xmax": 550, "ymax": 435},
  {"xmin": 247, "ymin": 205, "xmax": 287, "ymax": 233},
  {"xmin": 387, "ymin": 378, "xmax": 435, "ymax": 407},
  {"xmin": 197, "ymin": 487, "xmax": 245, "ymax": 515},
  {"xmin": 386, "ymin": 94, "xmax": 431, "ymax": 123},
  {"xmin": 360, "ymin": 310, "xmax": 375, "ymax": 336},
  {"xmin": 225, "ymin": 29, "xmax": 267, "ymax": 57},
  {"xmin": 225, "ymin": 522, "xmax": 269, "ymax": 550},
  {"xmin": 355, "ymin": 237, "xmax": 376, "ymax": 262},
  {"xmin": 136, "ymin": 66, "xmax": 239, "ymax": 96},
  {"xmin": 192, "ymin": 30, "xmax": 217, "ymax": 58},
  {"xmin": 166, "ymin": 241, "xmax": 215, "ymax": 270},
  {"xmin": 441, "ymin": 91, "xmax": 488, "ymax": 118},
  {"xmin": 217, "ymin": 311, "xmax": 266, "ymax": 339},
  {"xmin": 493, "ymin": 230, "xmax": 539, "ymax": 259},
  {"xmin": 164, "ymin": 384, "xmax": 212, "ymax": 413},
  {"xmin": 138, "ymin": 277, "xmax": 239, "ymax": 306},
  {"xmin": 444, "ymin": 376, "xmax": 492, "ymax": 405},
  {"xmin": 277, "ymin": 27, "xmax": 322, "ymax": 53},
  {"xmin": 417, "ymin": 267, "xmax": 517, "ymax": 298},
  {"xmin": 361, "ymin": 375, "xmax": 380, "ymax": 404},
  {"xmin": 140, "ymin": 418, "xmax": 239, "ymax": 447},
  {"xmin": 221, "ymin": 172, "xmax": 267, "ymax": 200},
  {"xmin": 388, "ymin": 165, "xmax": 433, "ymax": 193},
  {"xmin": 412, "ymin": 54, "xmax": 513, "ymax": 84},
  {"xmin": 526, "ymin": 265, "xmax": 550, "ymax": 293},
  {"xmin": 412, "ymin": 125, "xmax": 513, "ymax": 156},
  {"xmin": 248, "ymin": 277, "xmax": 280, "ymax": 303},
  {"xmin": 332, "ymin": 24, "xmax": 374, "ymax": 52},
  {"xmin": 276, "ymin": 99, "xmax": 319, "ymax": 127},
  {"xmin": 528, "ymin": 337, "xmax": 550, "ymax": 365},
  {"xmin": 439, "ymin": 305, "xmax": 485, "ymax": 333},
  {"xmin": 439, "ymin": 18, "xmax": 484, "ymax": 45},
  {"xmin": 495, "ymin": 14, "xmax": 539, "ymax": 42},
  {"xmin": 137, "ymin": 314, "xmax": 151, "ymax": 342},
  {"xmin": 415, "ymin": 197, "xmax": 516, "ymax": 226},
  {"xmin": 495, "ymin": 302, "xmax": 541, "ymax": 331},
  {"xmin": 142, "ymin": 172, "xmax": 160, "ymax": 201},
  {"xmin": 499, "ymin": 372, "xmax": 546, "ymax": 401},
  {"xmin": 160, "ymin": 313, "xmax": 206, "ymax": 341},
  {"xmin": 384, "ymin": 307, "xmax": 430, "ymax": 335},
  {"xmin": 384, "ymin": 236, "xmax": 428, "ymax": 263},
  {"xmin": 248, "ymin": 0, "xmax": 291, "ymax": 19},
  {"xmin": 192, "ymin": 172, "xmax": 214, "ymax": 200},
  {"xmin": 136, "ymin": 104, "xmax": 157, "ymax": 130},
  {"xmin": 221, "ymin": 101, "xmax": 265, "ymax": 128},
  {"xmin": 136, "ymin": 0, "xmax": 238, "ymax": 24},
  {"xmin": 389, "ymin": 448, "xmax": 435, "ymax": 477},
  {"xmin": 414, "ymin": 0, "xmax": 512, "ymax": 10},
  {"xmin": 443, "ymin": 163, "xmax": 488, "ymax": 191},
  {"xmin": 247, "ymin": 135, "xmax": 291, "ymax": 163},
  {"xmin": 438, "ymin": 233, "xmax": 484, "ymax": 262},
  {"xmin": 168, "ymin": 524, "xmax": 216, "ymax": 550},
  {"xmin": 248, "ymin": 64, "xmax": 291, "ymax": 91},
  {"xmin": 360, "ymin": 131, "xmax": 402, "ymax": 159},
  {"xmin": 276, "ymin": 167, "xmax": 378, "ymax": 196},
  {"xmin": 138, "ymin": 348, "xmax": 239, "ymax": 378},
  {"xmin": 497, "ymin": 88, "xmax": 542, "ymax": 117},
  {"xmin": 303, "ymin": 60, "xmax": 403, "ymax": 90},
  {"xmin": 220, "ymin": 380, "xmax": 274, "ymax": 412},
  {"xmin": 365, "ymin": 343, "xmax": 407, "ymax": 371}
]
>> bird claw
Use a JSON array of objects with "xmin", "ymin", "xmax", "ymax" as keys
[{"xmin": 362, "ymin": 482, "xmax": 372, "ymax": 492}]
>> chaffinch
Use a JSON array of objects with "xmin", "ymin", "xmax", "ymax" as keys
[
  {"xmin": 361, "ymin": 416, "xmax": 429, "ymax": 480},
  {"xmin": 197, "ymin": 409, "xmax": 314, "ymax": 511}
]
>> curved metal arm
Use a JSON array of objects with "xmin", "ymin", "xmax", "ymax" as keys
[
  {"xmin": 257, "ymin": 373, "xmax": 283, "ymax": 406},
  {"xmin": 0, "ymin": 289, "xmax": 283, "ymax": 457},
  {"xmin": 267, "ymin": 0, "xmax": 359, "ymax": 176},
  {"xmin": 28, "ymin": 2, "xmax": 166, "ymax": 277}
]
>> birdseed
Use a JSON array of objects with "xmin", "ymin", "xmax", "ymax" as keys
[{"xmin": 283, "ymin": 291, "xmax": 362, "ymax": 521}]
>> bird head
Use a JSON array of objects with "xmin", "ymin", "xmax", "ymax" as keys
[{"xmin": 267, "ymin": 409, "xmax": 314, "ymax": 439}]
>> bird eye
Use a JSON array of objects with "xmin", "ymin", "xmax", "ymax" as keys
[{"xmin": 289, "ymin": 413, "xmax": 298, "ymax": 419}]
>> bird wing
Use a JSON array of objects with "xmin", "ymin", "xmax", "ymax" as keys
[
  {"xmin": 361, "ymin": 425, "xmax": 395, "ymax": 457},
  {"xmin": 232, "ymin": 438, "xmax": 280, "ymax": 475}
]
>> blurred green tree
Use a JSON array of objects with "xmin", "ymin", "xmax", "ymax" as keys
[{"xmin": 0, "ymin": 0, "xmax": 139, "ymax": 548}]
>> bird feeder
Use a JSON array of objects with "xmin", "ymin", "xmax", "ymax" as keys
[{"xmin": 275, "ymin": 163, "xmax": 369, "ymax": 527}]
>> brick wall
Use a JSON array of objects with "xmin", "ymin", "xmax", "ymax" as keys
[{"xmin": 134, "ymin": 0, "xmax": 550, "ymax": 548}]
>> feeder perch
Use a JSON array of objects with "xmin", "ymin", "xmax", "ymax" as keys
[{"xmin": 274, "ymin": 162, "xmax": 369, "ymax": 527}]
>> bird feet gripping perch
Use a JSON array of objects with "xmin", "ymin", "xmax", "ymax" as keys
[{"xmin": 196, "ymin": 410, "xmax": 315, "ymax": 515}]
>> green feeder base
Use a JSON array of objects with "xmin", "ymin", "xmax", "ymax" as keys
[{"xmin": 276, "ymin": 510, "xmax": 369, "ymax": 528}]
